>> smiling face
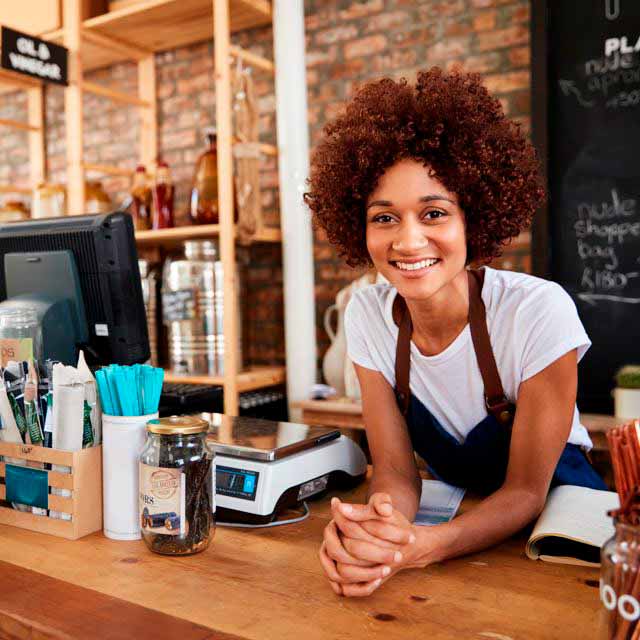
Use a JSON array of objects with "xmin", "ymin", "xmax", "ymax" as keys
[{"xmin": 365, "ymin": 158, "xmax": 467, "ymax": 303}]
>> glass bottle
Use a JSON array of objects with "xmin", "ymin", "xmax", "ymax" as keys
[
  {"xmin": 130, "ymin": 165, "xmax": 152, "ymax": 231},
  {"xmin": 85, "ymin": 180, "xmax": 112, "ymax": 214},
  {"xmin": 0, "ymin": 307, "xmax": 43, "ymax": 367},
  {"xmin": 152, "ymin": 161, "xmax": 175, "ymax": 229},
  {"xmin": 139, "ymin": 415, "xmax": 215, "ymax": 555},
  {"xmin": 190, "ymin": 130, "xmax": 219, "ymax": 225},
  {"xmin": 600, "ymin": 521, "xmax": 640, "ymax": 638}
]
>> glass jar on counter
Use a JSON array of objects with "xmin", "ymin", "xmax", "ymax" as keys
[
  {"xmin": 139, "ymin": 415, "xmax": 215, "ymax": 555},
  {"xmin": 600, "ymin": 520, "xmax": 640, "ymax": 638},
  {"xmin": 0, "ymin": 307, "xmax": 43, "ymax": 367}
]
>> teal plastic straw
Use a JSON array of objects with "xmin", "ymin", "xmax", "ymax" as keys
[{"xmin": 97, "ymin": 363, "xmax": 164, "ymax": 417}]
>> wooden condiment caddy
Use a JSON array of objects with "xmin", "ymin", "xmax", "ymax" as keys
[{"xmin": 0, "ymin": 442, "xmax": 102, "ymax": 540}]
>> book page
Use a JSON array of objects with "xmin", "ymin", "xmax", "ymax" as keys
[{"xmin": 526, "ymin": 486, "xmax": 618, "ymax": 563}]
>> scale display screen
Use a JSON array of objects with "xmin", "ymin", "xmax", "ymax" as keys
[{"xmin": 216, "ymin": 466, "xmax": 259, "ymax": 501}]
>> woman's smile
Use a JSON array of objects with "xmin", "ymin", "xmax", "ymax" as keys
[{"xmin": 389, "ymin": 257, "xmax": 442, "ymax": 278}]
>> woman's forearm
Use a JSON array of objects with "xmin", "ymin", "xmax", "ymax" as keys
[
  {"xmin": 367, "ymin": 469, "xmax": 422, "ymax": 523},
  {"xmin": 414, "ymin": 485, "xmax": 545, "ymax": 565}
]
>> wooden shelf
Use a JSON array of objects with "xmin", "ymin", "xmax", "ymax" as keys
[
  {"xmin": 42, "ymin": 0, "xmax": 272, "ymax": 72},
  {"xmin": 164, "ymin": 365, "xmax": 285, "ymax": 392},
  {"xmin": 135, "ymin": 224, "xmax": 281, "ymax": 247}
]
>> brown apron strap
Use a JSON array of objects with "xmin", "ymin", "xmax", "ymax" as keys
[
  {"xmin": 394, "ymin": 269, "xmax": 514, "ymax": 426},
  {"xmin": 393, "ymin": 294, "xmax": 412, "ymax": 416}
]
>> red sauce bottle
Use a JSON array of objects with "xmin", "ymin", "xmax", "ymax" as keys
[
  {"xmin": 130, "ymin": 165, "xmax": 152, "ymax": 231},
  {"xmin": 152, "ymin": 161, "xmax": 175, "ymax": 229}
]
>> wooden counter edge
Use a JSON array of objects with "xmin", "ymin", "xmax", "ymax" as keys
[{"xmin": 0, "ymin": 561, "xmax": 243, "ymax": 640}]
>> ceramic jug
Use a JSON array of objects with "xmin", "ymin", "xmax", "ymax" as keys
[{"xmin": 322, "ymin": 287, "xmax": 350, "ymax": 396}]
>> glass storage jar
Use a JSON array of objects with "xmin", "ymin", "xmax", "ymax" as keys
[
  {"xmin": 600, "ymin": 520, "xmax": 640, "ymax": 638},
  {"xmin": 0, "ymin": 307, "xmax": 43, "ymax": 366},
  {"xmin": 139, "ymin": 415, "xmax": 215, "ymax": 555}
]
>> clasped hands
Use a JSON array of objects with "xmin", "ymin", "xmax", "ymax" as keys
[{"xmin": 319, "ymin": 492, "xmax": 425, "ymax": 597}]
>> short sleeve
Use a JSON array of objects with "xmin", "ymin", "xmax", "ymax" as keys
[
  {"xmin": 344, "ymin": 293, "xmax": 379, "ymax": 372},
  {"xmin": 518, "ymin": 282, "xmax": 591, "ymax": 382}
]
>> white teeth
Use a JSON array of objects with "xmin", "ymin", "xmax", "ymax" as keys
[{"xmin": 395, "ymin": 259, "xmax": 439, "ymax": 271}]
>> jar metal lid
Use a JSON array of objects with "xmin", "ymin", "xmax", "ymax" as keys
[{"xmin": 146, "ymin": 415, "xmax": 209, "ymax": 435}]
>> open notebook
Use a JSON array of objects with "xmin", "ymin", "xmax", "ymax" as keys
[
  {"xmin": 525, "ymin": 485, "xmax": 619, "ymax": 567},
  {"xmin": 417, "ymin": 481, "xmax": 619, "ymax": 567}
]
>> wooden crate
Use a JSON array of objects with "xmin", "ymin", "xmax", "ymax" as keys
[{"xmin": 0, "ymin": 442, "xmax": 102, "ymax": 540}]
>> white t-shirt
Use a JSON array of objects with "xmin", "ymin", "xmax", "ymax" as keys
[{"xmin": 344, "ymin": 267, "xmax": 593, "ymax": 449}]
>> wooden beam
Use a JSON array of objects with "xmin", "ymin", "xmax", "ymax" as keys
[
  {"xmin": 237, "ymin": 0, "xmax": 272, "ymax": 18},
  {"xmin": 83, "ymin": 163, "xmax": 133, "ymax": 177},
  {"xmin": 64, "ymin": 0, "xmax": 85, "ymax": 215},
  {"xmin": 228, "ymin": 44, "xmax": 274, "ymax": 74},
  {"xmin": 27, "ymin": 87, "xmax": 45, "ymax": 189},
  {"xmin": 0, "ymin": 68, "xmax": 41, "ymax": 90},
  {"xmin": 81, "ymin": 28, "xmax": 153, "ymax": 61},
  {"xmin": 232, "ymin": 139, "xmax": 277, "ymax": 155},
  {"xmin": 0, "ymin": 185, "xmax": 32, "ymax": 195},
  {"xmin": 138, "ymin": 55, "xmax": 157, "ymax": 168},
  {"xmin": 215, "ymin": 0, "xmax": 240, "ymax": 416},
  {"xmin": 82, "ymin": 81, "xmax": 152, "ymax": 107},
  {"xmin": 0, "ymin": 118, "xmax": 40, "ymax": 132}
]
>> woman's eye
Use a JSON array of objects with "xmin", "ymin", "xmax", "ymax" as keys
[
  {"xmin": 371, "ymin": 213, "xmax": 395, "ymax": 223},
  {"xmin": 424, "ymin": 209, "xmax": 446, "ymax": 221}
]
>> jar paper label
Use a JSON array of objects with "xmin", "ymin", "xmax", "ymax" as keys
[
  {"xmin": 0, "ymin": 337, "xmax": 33, "ymax": 367},
  {"xmin": 139, "ymin": 463, "xmax": 186, "ymax": 536}
]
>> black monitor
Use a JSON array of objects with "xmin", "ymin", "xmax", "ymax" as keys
[{"xmin": 0, "ymin": 212, "xmax": 149, "ymax": 366}]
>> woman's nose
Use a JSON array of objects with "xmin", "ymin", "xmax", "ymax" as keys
[{"xmin": 391, "ymin": 218, "xmax": 429, "ymax": 253}]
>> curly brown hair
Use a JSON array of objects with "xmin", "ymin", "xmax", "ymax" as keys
[{"xmin": 304, "ymin": 67, "xmax": 545, "ymax": 267}]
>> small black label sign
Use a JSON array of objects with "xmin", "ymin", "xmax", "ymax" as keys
[{"xmin": 1, "ymin": 26, "xmax": 68, "ymax": 86}]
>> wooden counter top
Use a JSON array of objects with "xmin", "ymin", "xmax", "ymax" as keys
[{"xmin": 0, "ymin": 478, "xmax": 604, "ymax": 640}]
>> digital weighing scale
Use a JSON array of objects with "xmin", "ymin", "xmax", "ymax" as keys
[{"xmin": 202, "ymin": 413, "xmax": 368, "ymax": 524}]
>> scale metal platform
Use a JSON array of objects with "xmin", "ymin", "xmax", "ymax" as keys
[{"xmin": 202, "ymin": 413, "xmax": 368, "ymax": 524}]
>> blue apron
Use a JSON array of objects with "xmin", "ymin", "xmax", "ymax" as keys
[
  {"xmin": 405, "ymin": 393, "xmax": 607, "ymax": 495},
  {"xmin": 394, "ymin": 269, "xmax": 606, "ymax": 495}
]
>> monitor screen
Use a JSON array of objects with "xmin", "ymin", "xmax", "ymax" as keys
[{"xmin": 0, "ymin": 212, "xmax": 149, "ymax": 366}]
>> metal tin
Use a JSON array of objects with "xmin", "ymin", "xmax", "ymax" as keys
[
  {"xmin": 162, "ymin": 240, "xmax": 241, "ymax": 375},
  {"xmin": 138, "ymin": 259, "xmax": 158, "ymax": 366}
]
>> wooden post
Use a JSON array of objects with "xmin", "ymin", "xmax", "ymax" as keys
[
  {"xmin": 214, "ymin": 0, "xmax": 239, "ymax": 415},
  {"xmin": 63, "ymin": 0, "xmax": 85, "ymax": 215},
  {"xmin": 138, "ymin": 55, "xmax": 157, "ymax": 169},
  {"xmin": 27, "ymin": 87, "xmax": 45, "ymax": 190}
]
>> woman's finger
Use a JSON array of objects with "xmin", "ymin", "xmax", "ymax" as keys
[
  {"xmin": 361, "ymin": 519, "xmax": 416, "ymax": 545},
  {"xmin": 341, "ymin": 578, "xmax": 383, "ymax": 598},
  {"xmin": 318, "ymin": 541, "xmax": 343, "ymax": 583},
  {"xmin": 331, "ymin": 500, "xmax": 398, "ymax": 549},
  {"xmin": 329, "ymin": 580, "xmax": 343, "ymax": 596},
  {"xmin": 324, "ymin": 520, "xmax": 375, "ymax": 567},
  {"xmin": 370, "ymin": 492, "xmax": 394, "ymax": 517},
  {"xmin": 336, "ymin": 497, "xmax": 392, "ymax": 523},
  {"xmin": 336, "ymin": 561, "xmax": 391, "ymax": 584},
  {"xmin": 342, "ymin": 536, "xmax": 404, "ymax": 566}
]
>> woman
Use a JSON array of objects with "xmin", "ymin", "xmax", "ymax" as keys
[{"xmin": 304, "ymin": 68, "xmax": 606, "ymax": 598}]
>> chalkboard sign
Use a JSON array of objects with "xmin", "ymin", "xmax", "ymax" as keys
[
  {"xmin": 533, "ymin": 1, "xmax": 640, "ymax": 412},
  {"xmin": 1, "ymin": 27, "xmax": 67, "ymax": 86},
  {"xmin": 162, "ymin": 289, "xmax": 197, "ymax": 323}
]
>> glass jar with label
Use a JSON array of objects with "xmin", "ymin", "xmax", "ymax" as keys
[
  {"xmin": 600, "ymin": 520, "xmax": 640, "ymax": 638},
  {"xmin": 0, "ymin": 307, "xmax": 42, "ymax": 367},
  {"xmin": 139, "ymin": 415, "xmax": 215, "ymax": 555}
]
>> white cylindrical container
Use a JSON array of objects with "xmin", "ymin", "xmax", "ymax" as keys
[
  {"xmin": 102, "ymin": 412, "xmax": 158, "ymax": 540},
  {"xmin": 614, "ymin": 388, "xmax": 640, "ymax": 420}
]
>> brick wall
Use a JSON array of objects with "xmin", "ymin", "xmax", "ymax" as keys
[{"xmin": 0, "ymin": 0, "xmax": 533, "ymax": 377}]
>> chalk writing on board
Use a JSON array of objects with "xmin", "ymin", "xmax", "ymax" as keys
[
  {"xmin": 574, "ymin": 189, "xmax": 640, "ymax": 305},
  {"xmin": 558, "ymin": 79, "xmax": 595, "ymax": 107}
]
